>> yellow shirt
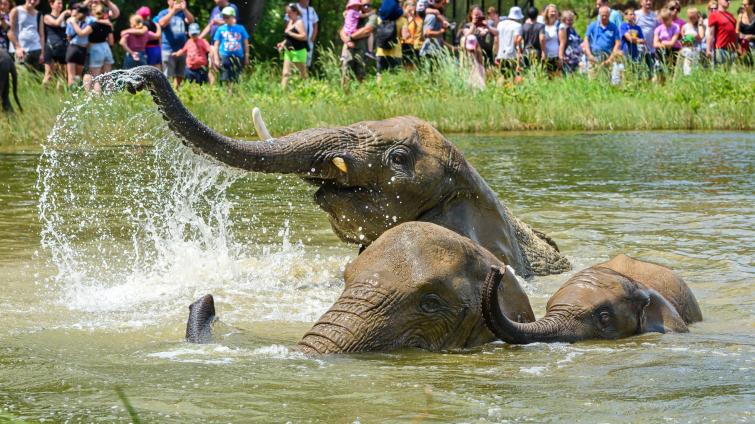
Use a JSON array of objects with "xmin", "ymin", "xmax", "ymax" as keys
[
  {"xmin": 403, "ymin": 16, "xmax": 423, "ymax": 49},
  {"xmin": 376, "ymin": 17, "xmax": 407, "ymax": 58}
]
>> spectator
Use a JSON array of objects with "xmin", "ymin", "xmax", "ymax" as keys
[
  {"xmin": 486, "ymin": 6, "xmax": 499, "ymax": 28},
  {"xmin": 460, "ymin": 22, "xmax": 485, "ymax": 89},
  {"xmin": 495, "ymin": 6, "xmax": 523, "ymax": 78},
  {"xmin": 375, "ymin": 0, "xmax": 405, "ymax": 82},
  {"xmin": 654, "ymin": 8, "xmax": 680, "ymax": 80},
  {"xmin": 294, "ymin": 0, "xmax": 318, "ymax": 68},
  {"xmin": 203, "ymin": 0, "xmax": 238, "ymax": 41},
  {"xmin": 542, "ymin": 4, "xmax": 560, "ymax": 74},
  {"xmin": 136, "ymin": 7, "xmax": 162, "ymax": 70},
  {"xmin": 120, "ymin": 14, "xmax": 158, "ymax": 70},
  {"xmin": 558, "ymin": 10, "xmax": 583, "ymax": 74},
  {"xmin": 174, "ymin": 23, "xmax": 210, "ymax": 84},
  {"xmin": 465, "ymin": 5, "xmax": 497, "ymax": 65},
  {"xmin": 516, "ymin": 6, "xmax": 545, "ymax": 72},
  {"xmin": 738, "ymin": 0, "xmax": 754, "ymax": 63},
  {"xmin": 84, "ymin": 0, "xmax": 118, "ymax": 20},
  {"xmin": 583, "ymin": 6, "xmax": 621, "ymax": 71},
  {"xmin": 707, "ymin": 0, "xmax": 738, "ymax": 67},
  {"xmin": 680, "ymin": 8, "xmax": 704, "ymax": 74},
  {"xmin": 0, "ymin": 0, "xmax": 14, "ymax": 52},
  {"xmin": 156, "ymin": 0, "xmax": 194, "ymax": 87},
  {"xmin": 342, "ymin": 0, "xmax": 366, "ymax": 49},
  {"xmin": 212, "ymin": 6, "xmax": 248, "ymax": 84},
  {"xmin": 84, "ymin": 3, "xmax": 113, "ymax": 89},
  {"xmin": 341, "ymin": 0, "xmax": 377, "ymax": 86},
  {"xmin": 596, "ymin": 0, "xmax": 623, "ymax": 29},
  {"xmin": 8, "ymin": 0, "xmax": 43, "ymax": 71},
  {"xmin": 418, "ymin": 0, "xmax": 447, "ymax": 63},
  {"xmin": 42, "ymin": 0, "xmax": 69, "ymax": 86},
  {"xmin": 278, "ymin": 3, "xmax": 307, "ymax": 88},
  {"xmin": 667, "ymin": 0, "xmax": 685, "ymax": 49},
  {"xmin": 64, "ymin": 4, "xmax": 92, "ymax": 86},
  {"xmin": 620, "ymin": 9, "xmax": 645, "ymax": 65},
  {"xmin": 400, "ymin": 1, "xmax": 422, "ymax": 67},
  {"xmin": 635, "ymin": 0, "xmax": 659, "ymax": 76}
]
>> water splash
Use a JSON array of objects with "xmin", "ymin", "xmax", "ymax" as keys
[{"xmin": 35, "ymin": 83, "xmax": 346, "ymax": 330}]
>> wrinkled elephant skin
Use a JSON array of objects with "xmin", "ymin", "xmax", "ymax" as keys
[
  {"xmin": 119, "ymin": 66, "xmax": 570, "ymax": 278},
  {"xmin": 483, "ymin": 255, "xmax": 702, "ymax": 344}
]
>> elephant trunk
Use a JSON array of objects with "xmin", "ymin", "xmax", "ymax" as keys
[
  {"xmin": 124, "ymin": 66, "xmax": 350, "ymax": 178},
  {"xmin": 482, "ymin": 267, "xmax": 567, "ymax": 344}
]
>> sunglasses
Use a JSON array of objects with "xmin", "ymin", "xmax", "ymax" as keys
[{"xmin": 670, "ymin": 7, "xmax": 679, "ymax": 10}]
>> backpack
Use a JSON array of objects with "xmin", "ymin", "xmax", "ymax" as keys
[{"xmin": 376, "ymin": 19, "xmax": 398, "ymax": 50}]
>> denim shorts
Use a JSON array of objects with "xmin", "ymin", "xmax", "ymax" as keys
[
  {"xmin": 88, "ymin": 42, "xmax": 114, "ymax": 68},
  {"xmin": 145, "ymin": 45, "xmax": 161, "ymax": 65},
  {"xmin": 123, "ymin": 52, "xmax": 147, "ymax": 69},
  {"xmin": 220, "ymin": 56, "xmax": 242, "ymax": 82}
]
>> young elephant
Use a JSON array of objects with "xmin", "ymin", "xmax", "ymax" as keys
[
  {"xmin": 482, "ymin": 256, "xmax": 702, "ymax": 344},
  {"xmin": 186, "ymin": 222, "xmax": 536, "ymax": 354}
]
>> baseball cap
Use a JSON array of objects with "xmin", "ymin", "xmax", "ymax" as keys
[
  {"xmin": 222, "ymin": 6, "xmax": 236, "ymax": 17},
  {"xmin": 136, "ymin": 6, "xmax": 151, "ymax": 19},
  {"xmin": 188, "ymin": 22, "xmax": 201, "ymax": 35}
]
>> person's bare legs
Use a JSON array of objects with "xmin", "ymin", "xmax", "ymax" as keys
[
  {"xmin": 43, "ymin": 63, "xmax": 56, "ymax": 87},
  {"xmin": 66, "ymin": 63, "xmax": 83, "ymax": 87},
  {"xmin": 281, "ymin": 60, "xmax": 292, "ymax": 89},
  {"xmin": 295, "ymin": 62, "xmax": 307, "ymax": 80}
]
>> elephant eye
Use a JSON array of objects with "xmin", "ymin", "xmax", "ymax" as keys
[
  {"xmin": 419, "ymin": 294, "xmax": 443, "ymax": 314},
  {"xmin": 390, "ymin": 152, "xmax": 406, "ymax": 165},
  {"xmin": 598, "ymin": 310, "xmax": 612, "ymax": 327}
]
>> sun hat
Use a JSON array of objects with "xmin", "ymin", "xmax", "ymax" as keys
[
  {"xmin": 222, "ymin": 6, "xmax": 236, "ymax": 17},
  {"xmin": 347, "ymin": 0, "xmax": 361, "ymax": 9},
  {"xmin": 507, "ymin": 6, "xmax": 524, "ymax": 20},
  {"xmin": 188, "ymin": 22, "xmax": 201, "ymax": 35},
  {"xmin": 136, "ymin": 6, "xmax": 151, "ymax": 19}
]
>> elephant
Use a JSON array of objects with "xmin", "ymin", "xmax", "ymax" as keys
[
  {"xmin": 185, "ymin": 222, "xmax": 536, "ymax": 354},
  {"xmin": 117, "ymin": 65, "xmax": 569, "ymax": 278},
  {"xmin": 0, "ymin": 49, "xmax": 22, "ymax": 113},
  {"xmin": 482, "ymin": 255, "xmax": 703, "ymax": 344}
]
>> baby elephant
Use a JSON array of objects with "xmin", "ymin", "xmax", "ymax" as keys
[
  {"xmin": 186, "ymin": 222, "xmax": 536, "ymax": 354},
  {"xmin": 483, "ymin": 255, "xmax": 702, "ymax": 344}
]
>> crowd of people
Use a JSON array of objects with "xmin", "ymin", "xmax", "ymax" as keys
[{"xmin": 0, "ymin": 0, "xmax": 753, "ymax": 92}]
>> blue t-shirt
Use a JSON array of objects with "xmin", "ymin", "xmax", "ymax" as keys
[
  {"xmin": 66, "ymin": 16, "xmax": 96, "ymax": 47},
  {"xmin": 154, "ymin": 9, "xmax": 188, "ymax": 51},
  {"xmin": 586, "ymin": 21, "xmax": 620, "ymax": 56},
  {"xmin": 208, "ymin": 3, "xmax": 239, "ymax": 40},
  {"xmin": 213, "ymin": 23, "xmax": 249, "ymax": 58},
  {"xmin": 620, "ymin": 22, "xmax": 644, "ymax": 60}
]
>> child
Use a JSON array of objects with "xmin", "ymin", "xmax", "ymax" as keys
[
  {"xmin": 620, "ymin": 9, "xmax": 645, "ymax": 63},
  {"xmin": 119, "ymin": 15, "xmax": 158, "ymax": 69},
  {"xmin": 460, "ymin": 23, "xmax": 485, "ymax": 89},
  {"xmin": 174, "ymin": 23, "xmax": 211, "ymax": 84},
  {"xmin": 212, "ymin": 6, "xmax": 249, "ymax": 84},
  {"xmin": 341, "ymin": 0, "xmax": 363, "ymax": 49}
]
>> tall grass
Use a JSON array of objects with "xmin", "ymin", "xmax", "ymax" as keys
[{"xmin": 1, "ymin": 51, "xmax": 752, "ymax": 147}]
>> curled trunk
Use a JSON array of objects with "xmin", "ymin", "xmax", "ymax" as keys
[
  {"xmin": 121, "ymin": 66, "xmax": 347, "ymax": 178},
  {"xmin": 482, "ymin": 267, "xmax": 567, "ymax": 344}
]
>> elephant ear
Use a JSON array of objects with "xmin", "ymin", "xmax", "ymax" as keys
[{"xmin": 641, "ymin": 289, "xmax": 688, "ymax": 334}]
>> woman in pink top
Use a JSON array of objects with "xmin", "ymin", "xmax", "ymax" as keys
[
  {"xmin": 654, "ymin": 8, "xmax": 681, "ymax": 80},
  {"xmin": 120, "ymin": 14, "xmax": 158, "ymax": 69}
]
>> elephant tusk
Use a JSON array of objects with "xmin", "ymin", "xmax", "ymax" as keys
[
  {"xmin": 332, "ymin": 157, "xmax": 348, "ymax": 173},
  {"xmin": 252, "ymin": 107, "xmax": 273, "ymax": 141}
]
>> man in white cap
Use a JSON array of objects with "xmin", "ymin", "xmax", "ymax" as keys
[{"xmin": 495, "ymin": 6, "xmax": 523, "ymax": 78}]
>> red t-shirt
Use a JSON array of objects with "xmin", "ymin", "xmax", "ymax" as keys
[
  {"xmin": 177, "ymin": 38, "xmax": 211, "ymax": 70},
  {"xmin": 708, "ymin": 10, "xmax": 737, "ymax": 49}
]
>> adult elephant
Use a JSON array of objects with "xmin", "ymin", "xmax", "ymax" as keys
[
  {"xmin": 119, "ymin": 66, "xmax": 570, "ymax": 278},
  {"xmin": 187, "ymin": 222, "xmax": 536, "ymax": 353},
  {"xmin": 482, "ymin": 255, "xmax": 703, "ymax": 344}
]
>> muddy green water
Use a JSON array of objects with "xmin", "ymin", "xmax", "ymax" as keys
[{"xmin": 0, "ymin": 131, "xmax": 753, "ymax": 423}]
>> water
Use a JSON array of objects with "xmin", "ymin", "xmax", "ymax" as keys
[{"xmin": 0, "ymin": 103, "xmax": 752, "ymax": 421}]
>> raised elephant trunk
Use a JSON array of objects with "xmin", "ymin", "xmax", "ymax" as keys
[
  {"xmin": 121, "ymin": 66, "xmax": 349, "ymax": 178},
  {"xmin": 482, "ymin": 267, "xmax": 566, "ymax": 344}
]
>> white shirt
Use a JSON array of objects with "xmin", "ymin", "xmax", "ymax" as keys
[
  {"xmin": 496, "ymin": 19, "xmax": 522, "ymax": 60},
  {"xmin": 295, "ymin": 3, "xmax": 319, "ymax": 43}
]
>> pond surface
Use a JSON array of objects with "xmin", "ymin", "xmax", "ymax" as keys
[{"xmin": 0, "ymin": 122, "xmax": 753, "ymax": 422}]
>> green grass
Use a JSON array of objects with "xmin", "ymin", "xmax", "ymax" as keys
[{"xmin": 1, "ymin": 52, "xmax": 753, "ymax": 148}]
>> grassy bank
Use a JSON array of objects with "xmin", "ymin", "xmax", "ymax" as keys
[{"xmin": 2, "ymin": 56, "xmax": 753, "ymax": 147}]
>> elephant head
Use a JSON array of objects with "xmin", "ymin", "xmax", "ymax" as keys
[
  {"xmin": 120, "ymin": 66, "xmax": 570, "ymax": 278},
  {"xmin": 482, "ymin": 262, "xmax": 698, "ymax": 344},
  {"xmin": 297, "ymin": 222, "xmax": 535, "ymax": 354}
]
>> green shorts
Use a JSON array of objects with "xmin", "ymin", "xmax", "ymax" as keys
[{"xmin": 284, "ymin": 48, "xmax": 307, "ymax": 63}]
